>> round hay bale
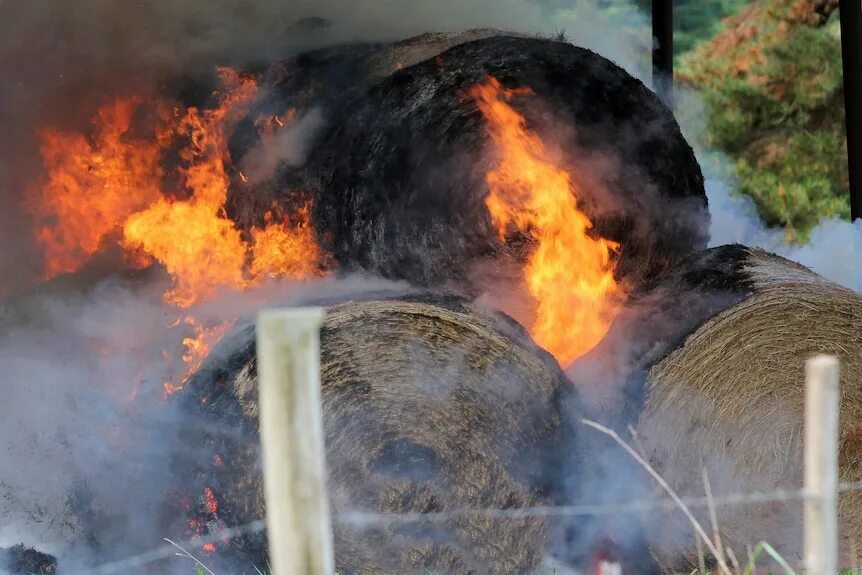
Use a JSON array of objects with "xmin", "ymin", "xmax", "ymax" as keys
[
  {"xmin": 175, "ymin": 296, "xmax": 574, "ymax": 574},
  {"xmin": 303, "ymin": 35, "xmax": 708, "ymax": 292},
  {"xmin": 630, "ymin": 245, "xmax": 862, "ymax": 568}
]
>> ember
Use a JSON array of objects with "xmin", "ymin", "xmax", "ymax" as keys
[{"xmin": 203, "ymin": 487, "xmax": 219, "ymax": 515}]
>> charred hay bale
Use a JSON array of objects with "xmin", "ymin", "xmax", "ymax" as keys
[
  {"xmin": 177, "ymin": 296, "xmax": 574, "ymax": 574},
  {"xmin": 303, "ymin": 35, "xmax": 708, "ymax": 292},
  {"xmin": 628, "ymin": 245, "xmax": 862, "ymax": 568},
  {"xmin": 1, "ymin": 545, "xmax": 57, "ymax": 574},
  {"xmin": 225, "ymin": 29, "xmax": 506, "ymax": 198}
]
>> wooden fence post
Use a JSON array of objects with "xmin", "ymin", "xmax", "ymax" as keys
[
  {"xmin": 804, "ymin": 354, "xmax": 840, "ymax": 575},
  {"xmin": 652, "ymin": 0, "xmax": 674, "ymax": 102},
  {"xmin": 256, "ymin": 307, "xmax": 333, "ymax": 575}
]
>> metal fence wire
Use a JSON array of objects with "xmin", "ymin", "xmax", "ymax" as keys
[{"xmin": 85, "ymin": 480, "xmax": 862, "ymax": 575}]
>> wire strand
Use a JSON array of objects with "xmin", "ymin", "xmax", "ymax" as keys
[{"xmin": 83, "ymin": 481, "xmax": 862, "ymax": 574}]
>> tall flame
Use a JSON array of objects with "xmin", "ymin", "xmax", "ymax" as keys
[
  {"xmin": 249, "ymin": 204, "xmax": 322, "ymax": 280},
  {"xmin": 470, "ymin": 77, "xmax": 622, "ymax": 366},
  {"xmin": 121, "ymin": 69, "xmax": 257, "ymax": 307}
]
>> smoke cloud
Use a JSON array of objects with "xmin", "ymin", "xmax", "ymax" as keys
[
  {"xmin": 241, "ymin": 108, "xmax": 326, "ymax": 184},
  {"xmin": 707, "ymin": 174, "xmax": 862, "ymax": 291},
  {"xmin": 671, "ymin": 65, "xmax": 862, "ymax": 292},
  {"xmin": 0, "ymin": 272, "xmax": 415, "ymax": 572},
  {"xmin": 0, "ymin": 275, "xmax": 181, "ymax": 564}
]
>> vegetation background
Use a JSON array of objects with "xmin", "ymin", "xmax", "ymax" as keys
[{"xmin": 597, "ymin": 0, "xmax": 848, "ymax": 241}]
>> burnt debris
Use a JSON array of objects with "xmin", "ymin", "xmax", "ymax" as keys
[{"xmin": 1, "ymin": 545, "xmax": 57, "ymax": 575}]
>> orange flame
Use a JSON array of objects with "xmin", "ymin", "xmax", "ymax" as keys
[
  {"xmin": 121, "ymin": 69, "xmax": 257, "ymax": 307},
  {"xmin": 470, "ymin": 77, "xmax": 622, "ymax": 366},
  {"xmin": 29, "ymin": 98, "xmax": 163, "ymax": 277},
  {"xmin": 30, "ymin": 68, "xmax": 327, "ymax": 396},
  {"xmin": 203, "ymin": 486, "xmax": 219, "ymax": 515},
  {"xmin": 163, "ymin": 316, "xmax": 236, "ymax": 396},
  {"xmin": 118, "ymin": 73, "xmax": 322, "ymax": 307},
  {"xmin": 249, "ymin": 205, "xmax": 321, "ymax": 279},
  {"xmin": 32, "ymin": 68, "xmax": 324, "ymax": 311}
]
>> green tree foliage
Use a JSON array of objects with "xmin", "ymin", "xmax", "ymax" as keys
[
  {"xmin": 680, "ymin": 0, "xmax": 849, "ymax": 239},
  {"xmin": 675, "ymin": 0, "xmax": 752, "ymax": 53},
  {"xmin": 594, "ymin": 0, "xmax": 751, "ymax": 53}
]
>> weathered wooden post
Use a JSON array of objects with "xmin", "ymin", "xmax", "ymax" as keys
[
  {"xmin": 652, "ymin": 0, "xmax": 674, "ymax": 101},
  {"xmin": 256, "ymin": 307, "xmax": 333, "ymax": 575},
  {"xmin": 839, "ymin": 0, "xmax": 862, "ymax": 221},
  {"xmin": 804, "ymin": 354, "xmax": 840, "ymax": 575}
]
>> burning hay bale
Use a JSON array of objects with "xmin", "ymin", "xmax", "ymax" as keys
[
  {"xmin": 176, "ymin": 296, "xmax": 574, "ymax": 574},
  {"xmin": 299, "ymin": 35, "xmax": 708, "ymax": 292},
  {"xmin": 626, "ymin": 245, "xmax": 862, "ymax": 567}
]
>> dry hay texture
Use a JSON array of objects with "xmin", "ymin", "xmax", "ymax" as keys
[
  {"xmin": 227, "ymin": 32, "xmax": 708, "ymax": 293},
  {"xmin": 629, "ymin": 245, "xmax": 862, "ymax": 569},
  {"xmin": 176, "ymin": 295, "xmax": 574, "ymax": 574}
]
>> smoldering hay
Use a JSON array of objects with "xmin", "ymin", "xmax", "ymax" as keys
[
  {"xmin": 175, "ymin": 296, "xmax": 575, "ymax": 575},
  {"xmin": 615, "ymin": 245, "xmax": 862, "ymax": 569}
]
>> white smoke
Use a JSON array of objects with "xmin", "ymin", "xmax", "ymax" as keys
[
  {"xmin": 666, "ymin": 34, "xmax": 862, "ymax": 293},
  {"xmin": 706, "ymin": 173, "xmax": 862, "ymax": 292},
  {"xmin": 241, "ymin": 108, "xmax": 327, "ymax": 184},
  {"xmin": 0, "ymin": 272, "xmax": 414, "ymax": 572}
]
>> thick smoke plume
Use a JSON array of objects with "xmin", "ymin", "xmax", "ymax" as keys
[
  {"xmin": 708, "ymin": 175, "xmax": 862, "ymax": 291},
  {"xmin": 673, "ymin": 80, "xmax": 862, "ymax": 292}
]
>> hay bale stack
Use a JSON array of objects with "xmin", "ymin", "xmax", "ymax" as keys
[
  {"xmin": 630, "ymin": 245, "xmax": 862, "ymax": 568},
  {"xmin": 177, "ymin": 296, "xmax": 574, "ymax": 574}
]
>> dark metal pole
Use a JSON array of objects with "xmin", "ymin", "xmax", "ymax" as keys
[
  {"xmin": 652, "ymin": 0, "xmax": 674, "ymax": 98},
  {"xmin": 839, "ymin": 0, "xmax": 862, "ymax": 221}
]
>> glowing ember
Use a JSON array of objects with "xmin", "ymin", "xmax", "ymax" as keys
[
  {"xmin": 203, "ymin": 487, "xmax": 219, "ymax": 515},
  {"xmin": 29, "ymin": 98, "xmax": 163, "ymax": 278},
  {"xmin": 249, "ymin": 205, "xmax": 321, "ymax": 280},
  {"xmin": 470, "ymin": 77, "xmax": 622, "ymax": 366}
]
